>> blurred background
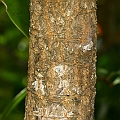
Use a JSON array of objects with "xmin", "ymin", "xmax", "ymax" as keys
[{"xmin": 0, "ymin": 0, "xmax": 120, "ymax": 119}]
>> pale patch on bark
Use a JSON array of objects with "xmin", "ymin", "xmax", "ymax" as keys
[
  {"xmin": 53, "ymin": 64, "xmax": 68, "ymax": 77},
  {"xmin": 82, "ymin": 41, "xmax": 93, "ymax": 52}
]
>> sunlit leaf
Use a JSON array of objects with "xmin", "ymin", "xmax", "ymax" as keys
[
  {"xmin": 0, "ymin": 88, "xmax": 26, "ymax": 120},
  {"xmin": 113, "ymin": 77, "xmax": 120, "ymax": 85},
  {"xmin": 1, "ymin": 0, "xmax": 30, "ymax": 38}
]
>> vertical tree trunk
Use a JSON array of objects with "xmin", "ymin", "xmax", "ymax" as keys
[{"xmin": 24, "ymin": 0, "xmax": 97, "ymax": 120}]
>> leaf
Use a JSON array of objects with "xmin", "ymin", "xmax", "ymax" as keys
[
  {"xmin": 0, "ymin": 88, "xmax": 26, "ymax": 120},
  {"xmin": 97, "ymin": 68, "xmax": 109, "ymax": 76},
  {"xmin": 1, "ymin": 0, "xmax": 30, "ymax": 38},
  {"xmin": 113, "ymin": 77, "xmax": 120, "ymax": 85}
]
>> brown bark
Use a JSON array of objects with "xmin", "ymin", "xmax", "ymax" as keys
[{"xmin": 24, "ymin": 0, "xmax": 97, "ymax": 120}]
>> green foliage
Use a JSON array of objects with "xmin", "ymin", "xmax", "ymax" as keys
[
  {"xmin": 1, "ymin": 0, "xmax": 30, "ymax": 38},
  {"xmin": 0, "ymin": 1, "xmax": 28, "ymax": 119},
  {"xmin": 0, "ymin": 88, "xmax": 26, "ymax": 120},
  {"xmin": 96, "ymin": 46, "xmax": 120, "ymax": 120}
]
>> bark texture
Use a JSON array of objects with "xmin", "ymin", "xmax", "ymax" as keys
[{"xmin": 24, "ymin": 0, "xmax": 97, "ymax": 120}]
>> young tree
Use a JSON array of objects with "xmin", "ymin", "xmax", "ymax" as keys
[{"xmin": 24, "ymin": 0, "xmax": 97, "ymax": 120}]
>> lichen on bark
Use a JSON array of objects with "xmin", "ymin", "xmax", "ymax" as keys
[{"xmin": 24, "ymin": 0, "xmax": 97, "ymax": 120}]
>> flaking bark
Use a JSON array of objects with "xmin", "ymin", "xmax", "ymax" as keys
[{"xmin": 24, "ymin": 0, "xmax": 97, "ymax": 120}]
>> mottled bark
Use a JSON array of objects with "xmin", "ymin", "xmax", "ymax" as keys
[{"xmin": 24, "ymin": 0, "xmax": 97, "ymax": 120}]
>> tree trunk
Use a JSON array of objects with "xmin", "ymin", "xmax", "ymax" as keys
[{"xmin": 24, "ymin": 0, "xmax": 97, "ymax": 120}]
